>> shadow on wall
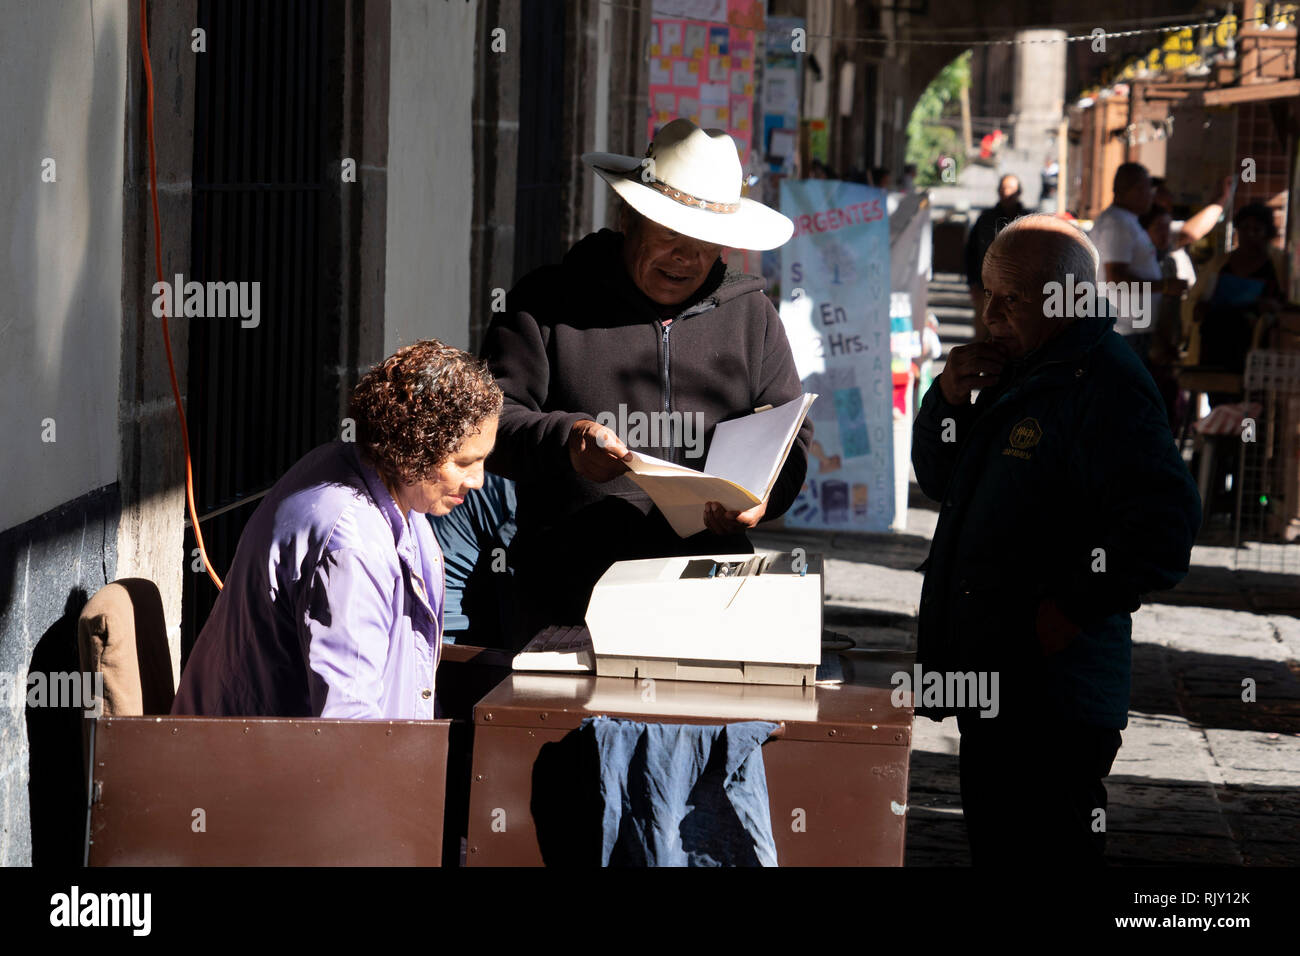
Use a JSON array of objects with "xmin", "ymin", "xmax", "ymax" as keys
[
  {"xmin": 0, "ymin": 2, "xmax": 130, "ymax": 865},
  {"xmin": 8, "ymin": 0, "xmax": 126, "ymax": 533},
  {"xmin": 0, "ymin": 485, "xmax": 115, "ymax": 866},
  {"xmin": 26, "ymin": 587, "xmax": 90, "ymax": 867}
]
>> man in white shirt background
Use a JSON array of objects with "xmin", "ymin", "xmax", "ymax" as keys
[{"xmin": 1089, "ymin": 162, "xmax": 1188, "ymax": 364}]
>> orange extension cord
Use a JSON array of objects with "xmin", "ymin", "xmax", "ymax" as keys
[{"xmin": 139, "ymin": 0, "xmax": 224, "ymax": 590}]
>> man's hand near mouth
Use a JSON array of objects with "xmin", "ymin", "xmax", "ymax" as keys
[{"xmin": 939, "ymin": 341, "xmax": 1009, "ymax": 405}]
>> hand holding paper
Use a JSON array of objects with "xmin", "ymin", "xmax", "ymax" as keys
[
  {"xmin": 703, "ymin": 498, "xmax": 768, "ymax": 535},
  {"xmin": 624, "ymin": 394, "xmax": 816, "ymax": 536},
  {"xmin": 568, "ymin": 419, "xmax": 632, "ymax": 482}
]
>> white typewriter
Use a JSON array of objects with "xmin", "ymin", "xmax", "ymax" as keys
[{"xmin": 512, "ymin": 551, "xmax": 824, "ymax": 687}]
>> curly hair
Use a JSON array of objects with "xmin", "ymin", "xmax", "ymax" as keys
[{"xmin": 349, "ymin": 339, "xmax": 503, "ymax": 487}]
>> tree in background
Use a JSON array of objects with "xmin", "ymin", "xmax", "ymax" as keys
[{"xmin": 906, "ymin": 50, "xmax": 971, "ymax": 188}]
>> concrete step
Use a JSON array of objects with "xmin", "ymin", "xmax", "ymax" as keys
[
  {"xmin": 931, "ymin": 304, "xmax": 974, "ymax": 320},
  {"xmin": 928, "ymin": 293, "xmax": 970, "ymax": 307}
]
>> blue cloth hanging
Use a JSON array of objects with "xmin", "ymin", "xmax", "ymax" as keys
[{"xmin": 578, "ymin": 716, "xmax": 779, "ymax": 867}]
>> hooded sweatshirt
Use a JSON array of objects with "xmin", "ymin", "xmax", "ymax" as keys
[{"xmin": 481, "ymin": 229, "xmax": 812, "ymax": 619}]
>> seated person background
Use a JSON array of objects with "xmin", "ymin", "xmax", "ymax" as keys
[
  {"xmin": 428, "ymin": 472, "xmax": 518, "ymax": 648},
  {"xmin": 1184, "ymin": 201, "xmax": 1286, "ymax": 402},
  {"xmin": 481, "ymin": 118, "xmax": 811, "ymax": 644},
  {"xmin": 172, "ymin": 340, "xmax": 501, "ymax": 718}
]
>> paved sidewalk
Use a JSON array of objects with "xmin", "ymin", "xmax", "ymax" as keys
[{"xmin": 752, "ymin": 506, "xmax": 1300, "ymax": 866}]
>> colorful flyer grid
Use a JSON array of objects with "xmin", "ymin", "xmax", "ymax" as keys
[{"xmin": 647, "ymin": 0, "xmax": 763, "ymax": 161}]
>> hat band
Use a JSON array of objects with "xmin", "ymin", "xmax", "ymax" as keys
[{"xmin": 626, "ymin": 170, "xmax": 740, "ymax": 214}]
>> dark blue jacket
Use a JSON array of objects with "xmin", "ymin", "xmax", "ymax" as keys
[{"xmin": 911, "ymin": 315, "xmax": 1200, "ymax": 728}]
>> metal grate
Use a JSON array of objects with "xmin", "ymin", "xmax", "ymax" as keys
[
  {"xmin": 182, "ymin": 0, "xmax": 343, "ymax": 661},
  {"xmin": 513, "ymin": 0, "xmax": 568, "ymax": 281},
  {"xmin": 1234, "ymin": 349, "xmax": 1300, "ymax": 573}
]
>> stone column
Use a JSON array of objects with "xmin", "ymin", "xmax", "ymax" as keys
[{"xmin": 1010, "ymin": 29, "xmax": 1067, "ymax": 166}]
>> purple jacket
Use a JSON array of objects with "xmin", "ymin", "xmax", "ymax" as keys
[{"xmin": 172, "ymin": 441, "xmax": 444, "ymax": 719}]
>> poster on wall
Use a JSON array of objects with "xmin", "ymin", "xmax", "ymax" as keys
[
  {"xmin": 778, "ymin": 180, "xmax": 894, "ymax": 531},
  {"xmin": 761, "ymin": 15, "xmax": 803, "ymax": 173},
  {"xmin": 653, "ymin": 0, "xmax": 727, "ymax": 21},
  {"xmin": 759, "ymin": 15, "xmax": 804, "ymax": 298},
  {"xmin": 648, "ymin": 0, "xmax": 763, "ymax": 162}
]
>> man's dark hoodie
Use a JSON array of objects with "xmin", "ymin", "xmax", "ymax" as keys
[{"xmin": 481, "ymin": 229, "xmax": 812, "ymax": 629}]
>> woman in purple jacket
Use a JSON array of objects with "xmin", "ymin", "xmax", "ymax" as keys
[{"xmin": 173, "ymin": 340, "xmax": 501, "ymax": 718}]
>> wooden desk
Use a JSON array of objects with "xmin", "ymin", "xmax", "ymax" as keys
[
  {"xmin": 465, "ymin": 659, "xmax": 913, "ymax": 866},
  {"xmin": 87, "ymin": 717, "xmax": 450, "ymax": 866}
]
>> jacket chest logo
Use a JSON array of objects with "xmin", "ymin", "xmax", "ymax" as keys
[{"xmin": 1003, "ymin": 417, "xmax": 1042, "ymax": 459}]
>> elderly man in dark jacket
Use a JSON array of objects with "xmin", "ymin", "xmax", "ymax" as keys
[
  {"xmin": 913, "ymin": 214, "xmax": 1200, "ymax": 864},
  {"xmin": 482, "ymin": 119, "xmax": 810, "ymax": 639}
]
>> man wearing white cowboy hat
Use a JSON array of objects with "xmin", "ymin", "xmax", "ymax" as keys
[{"xmin": 479, "ymin": 118, "xmax": 811, "ymax": 640}]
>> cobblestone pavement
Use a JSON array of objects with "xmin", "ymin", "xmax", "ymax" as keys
[{"xmin": 754, "ymin": 490, "xmax": 1300, "ymax": 866}]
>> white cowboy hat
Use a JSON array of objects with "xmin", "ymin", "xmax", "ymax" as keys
[{"xmin": 582, "ymin": 119, "xmax": 793, "ymax": 251}]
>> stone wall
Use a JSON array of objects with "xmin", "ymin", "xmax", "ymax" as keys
[
  {"xmin": 0, "ymin": 0, "xmax": 131, "ymax": 866},
  {"xmin": 0, "ymin": 485, "xmax": 119, "ymax": 865}
]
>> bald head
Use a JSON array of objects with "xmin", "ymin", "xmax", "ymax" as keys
[
  {"xmin": 996, "ymin": 175, "xmax": 1021, "ymax": 206},
  {"xmin": 985, "ymin": 214, "xmax": 1098, "ymax": 290},
  {"xmin": 980, "ymin": 215, "xmax": 1100, "ymax": 357}
]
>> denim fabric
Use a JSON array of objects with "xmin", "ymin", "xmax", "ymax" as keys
[
  {"xmin": 428, "ymin": 474, "xmax": 517, "ymax": 646},
  {"xmin": 579, "ymin": 716, "xmax": 779, "ymax": 867}
]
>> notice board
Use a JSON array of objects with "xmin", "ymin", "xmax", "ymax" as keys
[
  {"xmin": 648, "ymin": 0, "xmax": 764, "ymax": 160},
  {"xmin": 778, "ymin": 180, "xmax": 894, "ymax": 531}
]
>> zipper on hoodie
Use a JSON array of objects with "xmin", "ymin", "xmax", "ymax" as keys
[
  {"xmin": 653, "ymin": 290, "xmax": 720, "ymax": 463},
  {"xmin": 660, "ymin": 319, "xmax": 674, "ymax": 461}
]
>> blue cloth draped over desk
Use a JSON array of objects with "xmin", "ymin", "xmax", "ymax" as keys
[{"xmin": 578, "ymin": 716, "xmax": 779, "ymax": 867}]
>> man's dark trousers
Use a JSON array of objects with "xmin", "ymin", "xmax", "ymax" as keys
[{"xmin": 957, "ymin": 711, "xmax": 1123, "ymax": 865}]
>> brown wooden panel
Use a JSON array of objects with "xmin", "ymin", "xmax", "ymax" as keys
[
  {"xmin": 466, "ymin": 725, "xmax": 565, "ymax": 866},
  {"xmin": 465, "ymin": 721, "xmax": 910, "ymax": 866},
  {"xmin": 88, "ymin": 717, "xmax": 449, "ymax": 866},
  {"xmin": 764, "ymin": 739, "xmax": 909, "ymax": 866}
]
